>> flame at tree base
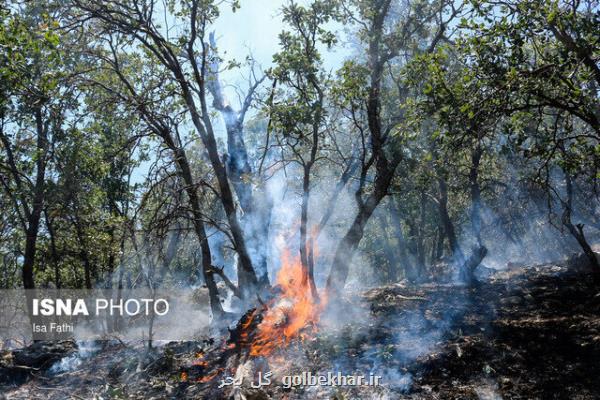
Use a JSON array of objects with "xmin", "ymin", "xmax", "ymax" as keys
[{"xmin": 248, "ymin": 248, "xmax": 326, "ymax": 357}]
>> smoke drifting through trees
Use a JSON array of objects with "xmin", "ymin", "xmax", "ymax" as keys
[{"xmin": 1, "ymin": 0, "xmax": 598, "ymax": 318}]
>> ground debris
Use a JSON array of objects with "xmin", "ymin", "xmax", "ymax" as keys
[{"xmin": 2, "ymin": 259, "xmax": 600, "ymax": 399}]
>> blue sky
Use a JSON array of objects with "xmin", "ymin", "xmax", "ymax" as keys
[{"xmin": 212, "ymin": 0, "xmax": 347, "ymax": 79}]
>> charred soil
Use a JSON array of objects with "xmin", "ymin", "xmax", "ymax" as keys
[{"xmin": 1, "ymin": 259, "xmax": 599, "ymax": 399}]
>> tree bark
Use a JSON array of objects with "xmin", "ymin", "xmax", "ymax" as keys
[
  {"xmin": 416, "ymin": 190, "xmax": 427, "ymax": 278},
  {"xmin": 376, "ymin": 212, "xmax": 398, "ymax": 283},
  {"xmin": 44, "ymin": 211, "xmax": 60, "ymax": 289},
  {"xmin": 326, "ymin": 173, "xmax": 395, "ymax": 293},
  {"xmin": 298, "ymin": 84, "xmax": 323, "ymax": 301},
  {"xmin": 437, "ymin": 175, "xmax": 464, "ymax": 262},
  {"xmin": 434, "ymin": 222, "xmax": 445, "ymax": 261},
  {"xmin": 22, "ymin": 107, "xmax": 48, "ymax": 290},
  {"xmin": 469, "ymin": 147, "xmax": 483, "ymax": 247},
  {"xmin": 326, "ymin": 0, "xmax": 399, "ymax": 294},
  {"xmin": 73, "ymin": 215, "xmax": 93, "ymax": 289},
  {"xmin": 460, "ymin": 145, "xmax": 487, "ymax": 285},
  {"xmin": 172, "ymin": 147, "xmax": 224, "ymax": 317},
  {"xmin": 562, "ymin": 172, "xmax": 600, "ymax": 272},
  {"xmin": 300, "ymin": 165, "xmax": 319, "ymax": 300},
  {"xmin": 389, "ymin": 199, "xmax": 417, "ymax": 281},
  {"xmin": 206, "ymin": 34, "xmax": 271, "ymax": 286}
]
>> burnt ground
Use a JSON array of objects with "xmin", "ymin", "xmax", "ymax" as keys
[
  {"xmin": 1, "ymin": 257, "xmax": 600, "ymax": 399},
  {"xmin": 351, "ymin": 263, "xmax": 600, "ymax": 399}
]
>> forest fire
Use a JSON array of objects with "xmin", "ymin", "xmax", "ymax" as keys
[
  {"xmin": 2, "ymin": 0, "xmax": 599, "ymax": 398},
  {"xmin": 247, "ymin": 248, "xmax": 326, "ymax": 358}
]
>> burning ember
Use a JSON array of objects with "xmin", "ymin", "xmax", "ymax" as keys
[
  {"xmin": 184, "ymin": 243, "xmax": 326, "ymax": 385},
  {"xmin": 248, "ymin": 247, "xmax": 326, "ymax": 357}
]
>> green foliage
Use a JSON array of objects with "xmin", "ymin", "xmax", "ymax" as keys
[{"xmin": 2, "ymin": 0, "xmax": 599, "ymax": 292}]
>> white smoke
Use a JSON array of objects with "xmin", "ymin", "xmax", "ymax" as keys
[{"xmin": 49, "ymin": 340, "xmax": 100, "ymax": 374}]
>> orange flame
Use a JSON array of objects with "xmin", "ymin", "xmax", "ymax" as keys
[
  {"xmin": 197, "ymin": 369, "xmax": 221, "ymax": 383},
  {"xmin": 249, "ymin": 247, "xmax": 326, "ymax": 357}
]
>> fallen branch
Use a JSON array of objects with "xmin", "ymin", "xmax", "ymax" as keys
[{"xmin": 210, "ymin": 265, "xmax": 242, "ymax": 299}]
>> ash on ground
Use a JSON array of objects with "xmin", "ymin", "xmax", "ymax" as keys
[{"xmin": 1, "ymin": 256, "xmax": 599, "ymax": 399}]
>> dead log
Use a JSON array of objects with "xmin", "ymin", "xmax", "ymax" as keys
[
  {"xmin": 12, "ymin": 340, "xmax": 77, "ymax": 369},
  {"xmin": 0, "ymin": 340, "xmax": 77, "ymax": 384}
]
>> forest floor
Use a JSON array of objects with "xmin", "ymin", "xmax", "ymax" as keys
[{"xmin": 1, "ymin": 255, "xmax": 600, "ymax": 399}]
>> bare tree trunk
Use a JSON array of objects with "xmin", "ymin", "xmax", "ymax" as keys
[
  {"xmin": 389, "ymin": 199, "xmax": 417, "ymax": 281},
  {"xmin": 253, "ymin": 196, "xmax": 273, "ymax": 286},
  {"xmin": 172, "ymin": 147, "xmax": 225, "ymax": 318},
  {"xmin": 326, "ymin": 0, "xmax": 400, "ymax": 294},
  {"xmin": 299, "ymin": 79, "xmax": 324, "ymax": 302},
  {"xmin": 112, "ymin": 231, "xmax": 127, "ymax": 333},
  {"xmin": 189, "ymin": 104, "xmax": 259, "ymax": 299},
  {"xmin": 434, "ymin": 222, "xmax": 445, "ymax": 261},
  {"xmin": 460, "ymin": 146, "xmax": 487, "ymax": 285},
  {"xmin": 206, "ymin": 35, "xmax": 271, "ymax": 286},
  {"xmin": 152, "ymin": 225, "xmax": 182, "ymax": 289},
  {"xmin": 22, "ymin": 225, "xmax": 39, "ymax": 290},
  {"xmin": 106, "ymin": 228, "xmax": 116, "ymax": 288},
  {"xmin": 416, "ymin": 190, "xmax": 427, "ymax": 278},
  {"xmin": 376, "ymin": 212, "xmax": 398, "ymax": 283},
  {"xmin": 44, "ymin": 211, "xmax": 60, "ymax": 289},
  {"xmin": 22, "ymin": 107, "xmax": 48, "ymax": 290},
  {"xmin": 326, "ymin": 206, "xmax": 373, "ymax": 293},
  {"xmin": 469, "ymin": 147, "xmax": 483, "ymax": 247},
  {"xmin": 201, "ymin": 245, "xmax": 225, "ymax": 319},
  {"xmin": 562, "ymin": 172, "xmax": 600, "ymax": 272},
  {"xmin": 193, "ymin": 224, "xmax": 224, "ymax": 319},
  {"xmin": 437, "ymin": 175, "xmax": 464, "ymax": 262},
  {"xmin": 73, "ymin": 214, "xmax": 94, "ymax": 289},
  {"xmin": 300, "ymin": 166, "xmax": 319, "ymax": 300},
  {"xmin": 207, "ymin": 37, "xmax": 254, "ymax": 213},
  {"xmin": 326, "ymin": 177, "xmax": 394, "ymax": 293}
]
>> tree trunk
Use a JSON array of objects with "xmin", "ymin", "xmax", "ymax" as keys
[
  {"xmin": 22, "ymin": 107, "xmax": 48, "ymax": 290},
  {"xmin": 469, "ymin": 147, "xmax": 483, "ymax": 247},
  {"xmin": 563, "ymin": 172, "xmax": 600, "ymax": 272},
  {"xmin": 188, "ymin": 214, "xmax": 225, "ymax": 319},
  {"xmin": 224, "ymin": 120, "xmax": 253, "ymax": 212},
  {"xmin": 171, "ymin": 59, "xmax": 260, "ymax": 298},
  {"xmin": 376, "ymin": 212, "xmax": 398, "ymax": 283},
  {"xmin": 190, "ymin": 109, "xmax": 259, "ymax": 298},
  {"xmin": 406, "ymin": 220, "xmax": 422, "ymax": 278},
  {"xmin": 437, "ymin": 175, "xmax": 464, "ymax": 262},
  {"xmin": 112, "ymin": 230, "xmax": 128, "ymax": 333},
  {"xmin": 73, "ymin": 215, "xmax": 93, "ymax": 289},
  {"xmin": 22, "ymin": 224, "xmax": 39, "ymax": 290},
  {"xmin": 460, "ymin": 146, "xmax": 487, "ymax": 285},
  {"xmin": 326, "ymin": 180, "xmax": 391, "ymax": 293},
  {"xmin": 325, "ymin": 0, "xmax": 403, "ymax": 293},
  {"xmin": 253, "ymin": 194, "xmax": 273, "ymax": 286},
  {"xmin": 326, "ymin": 207, "xmax": 372, "ymax": 293},
  {"xmin": 326, "ymin": 0, "xmax": 399, "ymax": 294},
  {"xmin": 300, "ymin": 165, "xmax": 319, "ymax": 300},
  {"xmin": 434, "ymin": 222, "xmax": 445, "ymax": 261},
  {"xmin": 206, "ymin": 32, "xmax": 274, "ymax": 286},
  {"xmin": 173, "ymin": 147, "xmax": 225, "ymax": 317},
  {"xmin": 216, "ymin": 109, "xmax": 273, "ymax": 287},
  {"xmin": 44, "ymin": 211, "xmax": 60, "ymax": 289},
  {"xmin": 460, "ymin": 246, "xmax": 488, "ymax": 286},
  {"xmin": 389, "ymin": 199, "xmax": 417, "ymax": 281},
  {"xmin": 105, "ymin": 225, "xmax": 116, "ymax": 289},
  {"xmin": 416, "ymin": 190, "xmax": 427, "ymax": 278}
]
